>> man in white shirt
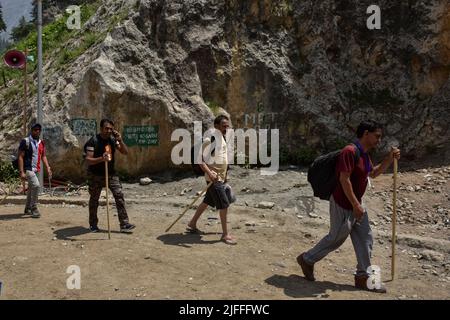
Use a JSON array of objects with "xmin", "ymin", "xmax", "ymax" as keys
[{"xmin": 187, "ymin": 115, "xmax": 237, "ymax": 245}]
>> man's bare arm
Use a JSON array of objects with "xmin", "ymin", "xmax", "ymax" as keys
[
  {"xmin": 18, "ymin": 151, "xmax": 26, "ymax": 181},
  {"xmin": 339, "ymin": 172, "xmax": 359, "ymax": 208},
  {"xmin": 85, "ymin": 151, "xmax": 108, "ymax": 166},
  {"xmin": 42, "ymin": 155, "xmax": 52, "ymax": 177},
  {"xmin": 369, "ymin": 148, "xmax": 401, "ymax": 179},
  {"xmin": 113, "ymin": 130, "xmax": 128, "ymax": 155},
  {"xmin": 339, "ymin": 172, "xmax": 365, "ymax": 221},
  {"xmin": 200, "ymin": 163, "xmax": 218, "ymax": 182},
  {"xmin": 117, "ymin": 141, "xmax": 128, "ymax": 155}
]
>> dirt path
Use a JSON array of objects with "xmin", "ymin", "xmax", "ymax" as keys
[{"xmin": 0, "ymin": 166, "xmax": 449, "ymax": 300}]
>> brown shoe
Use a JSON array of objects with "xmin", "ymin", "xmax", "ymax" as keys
[
  {"xmin": 297, "ymin": 253, "xmax": 315, "ymax": 281},
  {"xmin": 354, "ymin": 275, "xmax": 387, "ymax": 293}
]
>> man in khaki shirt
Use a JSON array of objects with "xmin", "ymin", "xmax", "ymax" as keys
[{"xmin": 187, "ymin": 115, "xmax": 237, "ymax": 245}]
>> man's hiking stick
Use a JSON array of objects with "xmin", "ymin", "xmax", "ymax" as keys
[
  {"xmin": 105, "ymin": 161, "xmax": 111, "ymax": 240},
  {"xmin": 165, "ymin": 180, "xmax": 214, "ymax": 233},
  {"xmin": 391, "ymin": 155, "xmax": 398, "ymax": 280}
]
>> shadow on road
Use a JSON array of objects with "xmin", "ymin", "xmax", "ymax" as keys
[
  {"xmin": 0, "ymin": 213, "xmax": 30, "ymax": 221},
  {"xmin": 157, "ymin": 232, "xmax": 222, "ymax": 247},
  {"xmin": 265, "ymin": 274, "xmax": 359, "ymax": 298},
  {"xmin": 54, "ymin": 226, "xmax": 121, "ymax": 241}
]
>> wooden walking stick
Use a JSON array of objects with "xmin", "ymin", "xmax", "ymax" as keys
[
  {"xmin": 105, "ymin": 145, "xmax": 112, "ymax": 240},
  {"xmin": 48, "ymin": 175, "xmax": 52, "ymax": 196},
  {"xmin": 391, "ymin": 151, "xmax": 398, "ymax": 281},
  {"xmin": 165, "ymin": 180, "xmax": 214, "ymax": 233}
]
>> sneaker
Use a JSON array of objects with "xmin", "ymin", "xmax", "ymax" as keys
[
  {"xmin": 297, "ymin": 253, "xmax": 315, "ymax": 281},
  {"xmin": 24, "ymin": 207, "xmax": 32, "ymax": 215},
  {"xmin": 120, "ymin": 223, "xmax": 136, "ymax": 233},
  {"xmin": 89, "ymin": 225, "xmax": 100, "ymax": 233},
  {"xmin": 31, "ymin": 208, "xmax": 41, "ymax": 218}
]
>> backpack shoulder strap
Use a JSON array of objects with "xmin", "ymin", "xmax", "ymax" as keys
[
  {"xmin": 351, "ymin": 143, "xmax": 361, "ymax": 164},
  {"xmin": 91, "ymin": 135, "xmax": 99, "ymax": 149},
  {"xmin": 20, "ymin": 137, "xmax": 32, "ymax": 153},
  {"xmin": 210, "ymin": 135, "xmax": 216, "ymax": 155}
]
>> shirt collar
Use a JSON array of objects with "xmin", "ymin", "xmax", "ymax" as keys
[
  {"xmin": 354, "ymin": 140, "xmax": 372, "ymax": 173},
  {"xmin": 29, "ymin": 135, "xmax": 40, "ymax": 144}
]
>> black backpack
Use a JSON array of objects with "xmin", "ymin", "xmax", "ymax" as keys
[
  {"xmin": 191, "ymin": 136, "xmax": 215, "ymax": 176},
  {"xmin": 11, "ymin": 137, "xmax": 31, "ymax": 170},
  {"xmin": 82, "ymin": 135, "xmax": 97, "ymax": 160},
  {"xmin": 307, "ymin": 144, "xmax": 360, "ymax": 201}
]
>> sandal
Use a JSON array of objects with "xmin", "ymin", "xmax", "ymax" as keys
[
  {"xmin": 186, "ymin": 226, "xmax": 203, "ymax": 234},
  {"xmin": 221, "ymin": 236, "xmax": 237, "ymax": 245}
]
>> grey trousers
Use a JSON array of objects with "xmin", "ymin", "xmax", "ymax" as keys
[
  {"xmin": 25, "ymin": 170, "xmax": 40, "ymax": 210},
  {"xmin": 303, "ymin": 196, "xmax": 373, "ymax": 276}
]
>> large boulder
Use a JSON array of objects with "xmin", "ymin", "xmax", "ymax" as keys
[{"xmin": 0, "ymin": 0, "xmax": 449, "ymax": 182}]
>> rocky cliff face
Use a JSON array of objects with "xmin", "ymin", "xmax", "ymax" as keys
[{"xmin": 1, "ymin": 0, "xmax": 449, "ymax": 181}]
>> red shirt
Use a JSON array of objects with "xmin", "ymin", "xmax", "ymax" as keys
[{"xmin": 332, "ymin": 144, "xmax": 372, "ymax": 210}]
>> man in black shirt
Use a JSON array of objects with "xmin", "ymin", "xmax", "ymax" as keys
[{"xmin": 84, "ymin": 119, "xmax": 135, "ymax": 233}]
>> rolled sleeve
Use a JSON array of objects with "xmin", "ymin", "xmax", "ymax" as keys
[{"xmin": 336, "ymin": 147, "xmax": 356, "ymax": 175}]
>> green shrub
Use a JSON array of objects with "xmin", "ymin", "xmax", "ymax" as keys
[
  {"xmin": 0, "ymin": 1, "xmax": 101, "ymax": 83},
  {"xmin": 279, "ymin": 145, "xmax": 317, "ymax": 165},
  {"xmin": 205, "ymin": 100, "xmax": 221, "ymax": 115},
  {"xmin": 0, "ymin": 161, "xmax": 19, "ymax": 184},
  {"xmin": 56, "ymin": 31, "xmax": 105, "ymax": 67},
  {"xmin": 108, "ymin": 8, "xmax": 130, "ymax": 32},
  {"xmin": 3, "ymin": 85, "xmax": 21, "ymax": 101},
  {"xmin": 292, "ymin": 146, "xmax": 317, "ymax": 164}
]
